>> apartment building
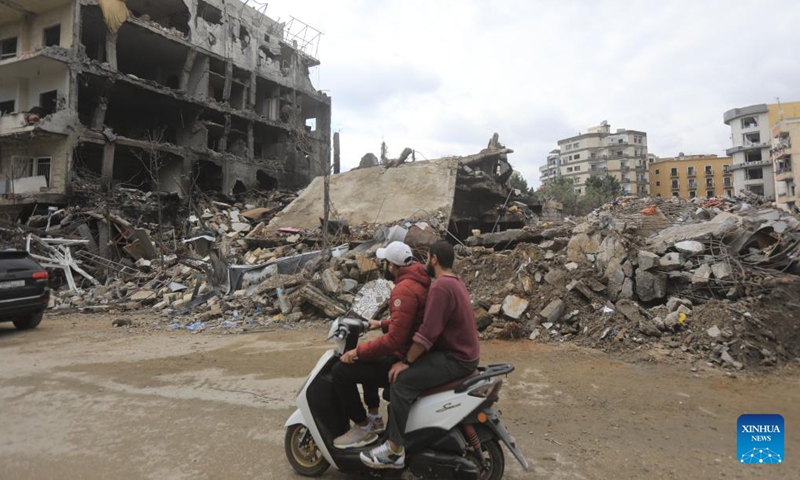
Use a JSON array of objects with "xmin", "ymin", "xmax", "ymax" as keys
[
  {"xmin": 722, "ymin": 102, "xmax": 800, "ymax": 200},
  {"xmin": 543, "ymin": 121, "xmax": 649, "ymax": 196},
  {"xmin": 649, "ymin": 154, "xmax": 733, "ymax": 199},
  {"xmin": 772, "ymin": 117, "xmax": 800, "ymax": 212},
  {"xmin": 538, "ymin": 148, "xmax": 560, "ymax": 187},
  {"xmin": 0, "ymin": 0, "xmax": 331, "ymax": 211}
]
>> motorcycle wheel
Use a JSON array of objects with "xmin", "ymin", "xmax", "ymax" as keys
[
  {"xmin": 473, "ymin": 439, "xmax": 505, "ymax": 480},
  {"xmin": 285, "ymin": 424, "xmax": 330, "ymax": 477}
]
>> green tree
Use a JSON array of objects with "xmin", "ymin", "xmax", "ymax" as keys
[
  {"xmin": 580, "ymin": 175, "xmax": 622, "ymax": 213},
  {"xmin": 508, "ymin": 171, "xmax": 532, "ymax": 195},
  {"xmin": 538, "ymin": 176, "xmax": 580, "ymax": 215}
]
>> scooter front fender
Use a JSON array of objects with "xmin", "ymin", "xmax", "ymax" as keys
[{"xmin": 285, "ymin": 408, "xmax": 306, "ymax": 428}]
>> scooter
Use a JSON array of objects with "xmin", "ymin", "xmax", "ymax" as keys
[{"xmin": 284, "ymin": 317, "xmax": 530, "ymax": 479}]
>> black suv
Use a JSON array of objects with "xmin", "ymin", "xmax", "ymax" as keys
[{"xmin": 0, "ymin": 250, "xmax": 50, "ymax": 330}]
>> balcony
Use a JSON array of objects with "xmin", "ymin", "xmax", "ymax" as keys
[
  {"xmin": 670, "ymin": 172, "xmax": 679, "ymax": 178},
  {"xmin": 705, "ymin": 181, "xmax": 715, "ymax": 188},
  {"xmin": 777, "ymin": 192, "xmax": 796, "ymax": 205},
  {"xmin": 687, "ymin": 171, "xmax": 696, "ymax": 178},
  {"xmin": 730, "ymin": 160, "xmax": 772, "ymax": 171},
  {"xmin": 620, "ymin": 165, "xmax": 630, "ymax": 173},
  {"xmin": 776, "ymin": 166, "xmax": 794, "ymax": 182},
  {"xmin": 726, "ymin": 142, "xmax": 770, "ymax": 156}
]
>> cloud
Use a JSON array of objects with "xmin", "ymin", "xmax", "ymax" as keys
[{"xmin": 267, "ymin": 0, "xmax": 800, "ymax": 188}]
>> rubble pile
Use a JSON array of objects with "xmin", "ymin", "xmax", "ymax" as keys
[{"xmin": 461, "ymin": 196, "xmax": 800, "ymax": 369}]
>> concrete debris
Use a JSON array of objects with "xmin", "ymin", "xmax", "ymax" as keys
[
  {"xmin": 674, "ymin": 241, "xmax": 705, "ymax": 255},
  {"xmin": 707, "ymin": 325, "xmax": 721, "ymax": 338},
  {"xmin": 539, "ymin": 299, "xmax": 565, "ymax": 324},
  {"xmin": 637, "ymin": 250, "xmax": 660, "ymax": 271},
  {"xmin": 501, "ymin": 295, "xmax": 529, "ymax": 320}
]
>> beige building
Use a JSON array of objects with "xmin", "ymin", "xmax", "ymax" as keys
[
  {"xmin": 723, "ymin": 101, "xmax": 800, "ymax": 199},
  {"xmin": 772, "ymin": 118, "xmax": 800, "ymax": 212},
  {"xmin": 649, "ymin": 154, "xmax": 733, "ymax": 199},
  {"xmin": 544, "ymin": 121, "xmax": 649, "ymax": 196}
]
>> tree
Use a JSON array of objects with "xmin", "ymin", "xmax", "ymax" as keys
[
  {"xmin": 580, "ymin": 175, "xmax": 622, "ymax": 212},
  {"xmin": 508, "ymin": 171, "xmax": 532, "ymax": 195},
  {"xmin": 537, "ymin": 176, "xmax": 580, "ymax": 215}
]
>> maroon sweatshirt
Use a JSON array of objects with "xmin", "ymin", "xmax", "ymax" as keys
[{"xmin": 413, "ymin": 275, "xmax": 481, "ymax": 363}]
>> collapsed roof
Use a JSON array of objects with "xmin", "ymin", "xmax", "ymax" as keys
[{"xmin": 269, "ymin": 135, "xmax": 542, "ymax": 238}]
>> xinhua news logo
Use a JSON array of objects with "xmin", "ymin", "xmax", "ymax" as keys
[{"xmin": 738, "ymin": 414, "xmax": 784, "ymax": 465}]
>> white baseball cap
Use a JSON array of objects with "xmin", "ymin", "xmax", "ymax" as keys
[{"xmin": 376, "ymin": 241, "xmax": 414, "ymax": 266}]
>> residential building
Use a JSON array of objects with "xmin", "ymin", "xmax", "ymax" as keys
[
  {"xmin": 649, "ymin": 154, "xmax": 732, "ymax": 199},
  {"xmin": 722, "ymin": 102, "xmax": 800, "ymax": 200},
  {"xmin": 772, "ymin": 117, "xmax": 800, "ymax": 212},
  {"xmin": 0, "ymin": 0, "xmax": 331, "ymax": 213},
  {"xmin": 538, "ymin": 148, "xmax": 560, "ymax": 186},
  {"xmin": 547, "ymin": 121, "xmax": 649, "ymax": 196}
]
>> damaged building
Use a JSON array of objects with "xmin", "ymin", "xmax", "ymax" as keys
[
  {"xmin": 269, "ymin": 135, "xmax": 548, "ymax": 239},
  {"xmin": 0, "ymin": 0, "xmax": 331, "ymax": 217}
]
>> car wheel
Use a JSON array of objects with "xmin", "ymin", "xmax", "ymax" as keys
[{"xmin": 13, "ymin": 311, "xmax": 43, "ymax": 330}]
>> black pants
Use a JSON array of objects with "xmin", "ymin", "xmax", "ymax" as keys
[
  {"xmin": 331, "ymin": 356, "xmax": 397, "ymax": 424},
  {"xmin": 387, "ymin": 351, "xmax": 479, "ymax": 446}
]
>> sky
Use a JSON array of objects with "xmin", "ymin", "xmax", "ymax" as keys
[{"xmin": 261, "ymin": 0, "xmax": 800, "ymax": 188}]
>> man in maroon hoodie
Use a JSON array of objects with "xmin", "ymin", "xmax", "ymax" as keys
[
  {"xmin": 331, "ymin": 241, "xmax": 430, "ymax": 449},
  {"xmin": 361, "ymin": 241, "xmax": 480, "ymax": 470}
]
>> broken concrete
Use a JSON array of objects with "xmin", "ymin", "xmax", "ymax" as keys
[
  {"xmin": 635, "ymin": 269, "xmax": 667, "ymax": 302},
  {"xmin": 501, "ymin": 295, "xmax": 529, "ymax": 320},
  {"xmin": 539, "ymin": 299, "xmax": 565, "ymax": 324}
]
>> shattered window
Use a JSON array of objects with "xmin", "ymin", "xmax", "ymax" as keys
[
  {"xmin": 1, "ymin": 37, "xmax": 17, "ymax": 59},
  {"xmin": 44, "ymin": 25, "xmax": 61, "ymax": 47}
]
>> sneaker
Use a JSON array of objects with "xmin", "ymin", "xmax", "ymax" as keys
[
  {"xmin": 360, "ymin": 441, "xmax": 405, "ymax": 469},
  {"xmin": 367, "ymin": 415, "xmax": 385, "ymax": 433},
  {"xmin": 334, "ymin": 424, "xmax": 379, "ymax": 449}
]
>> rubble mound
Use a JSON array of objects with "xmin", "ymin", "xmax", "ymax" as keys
[{"xmin": 461, "ymin": 195, "xmax": 800, "ymax": 370}]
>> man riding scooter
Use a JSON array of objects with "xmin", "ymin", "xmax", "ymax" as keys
[
  {"xmin": 361, "ymin": 241, "xmax": 481, "ymax": 470},
  {"xmin": 331, "ymin": 241, "xmax": 430, "ymax": 449}
]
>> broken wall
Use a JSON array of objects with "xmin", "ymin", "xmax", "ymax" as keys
[
  {"xmin": 270, "ymin": 158, "xmax": 460, "ymax": 230},
  {"xmin": 0, "ymin": 136, "xmax": 72, "ymax": 195},
  {"xmin": 0, "ymin": 2, "xmax": 74, "ymax": 52}
]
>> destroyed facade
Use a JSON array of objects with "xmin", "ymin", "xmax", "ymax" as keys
[{"xmin": 0, "ymin": 0, "xmax": 331, "ymax": 217}]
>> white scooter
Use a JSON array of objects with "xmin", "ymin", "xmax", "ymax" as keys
[{"xmin": 284, "ymin": 317, "xmax": 530, "ymax": 479}]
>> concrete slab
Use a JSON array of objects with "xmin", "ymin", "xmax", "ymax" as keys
[{"xmin": 270, "ymin": 158, "xmax": 459, "ymax": 230}]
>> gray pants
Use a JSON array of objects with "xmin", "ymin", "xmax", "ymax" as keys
[{"xmin": 387, "ymin": 351, "xmax": 479, "ymax": 446}]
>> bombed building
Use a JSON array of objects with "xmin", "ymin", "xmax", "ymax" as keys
[{"xmin": 0, "ymin": 0, "xmax": 331, "ymax": 216}]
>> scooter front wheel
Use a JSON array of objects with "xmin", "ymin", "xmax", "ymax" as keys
[{"xmin": 285, "ymin": 424, "xmax": 330, "ymax": 477}]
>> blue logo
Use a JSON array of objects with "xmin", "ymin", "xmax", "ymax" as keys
[{"xmin": 738, "ymin": 414, "xmax": 784, "ymax": 465}]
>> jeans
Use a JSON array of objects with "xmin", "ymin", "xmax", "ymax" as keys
[
  {"xmin": 331, "ymin": 356, "xmax": 397, "ymax": 424},
  {"xmin": 386, "ymin": 351, "xmax": 479, "ymax": 446}
]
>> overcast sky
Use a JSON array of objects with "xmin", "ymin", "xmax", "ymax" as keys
[{"xmin": 264, "ymin": 0, "xmax": 800, "ymax": 188}]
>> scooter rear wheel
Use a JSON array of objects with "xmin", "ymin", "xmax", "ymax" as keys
[
  {"xmin": 285, "ymin": 424, "xmax": 330, "ymax": 477},
  {"xmin": 474, "ymin": 439, "xmax": 505, "ymax": 480}
]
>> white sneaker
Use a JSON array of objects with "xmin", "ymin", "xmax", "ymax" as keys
[{"xmin": 360, "ymin": 441, "xmax": 405, "ymax": 469}]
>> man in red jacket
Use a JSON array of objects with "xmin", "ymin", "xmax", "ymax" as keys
[
  {"xmin": 331, "ymin": 241, "xmax": 430, "ymax": 449},
  {"xmin": 361, "ymin": 241, "xmax": 480, "ymax": 469}
]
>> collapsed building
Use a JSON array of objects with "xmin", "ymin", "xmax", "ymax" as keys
[
  {"xmin": 268, "ymin": 136, "xmax": 548, "ymax": 239},
  {"xmin": 0, "ymin": 0, "xmax": 331, "ymax": 218}
]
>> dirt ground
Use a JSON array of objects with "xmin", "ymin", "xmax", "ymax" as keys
[{"xmin": 0, "ymin": 313, "xmax": 797, "ymax": 480}]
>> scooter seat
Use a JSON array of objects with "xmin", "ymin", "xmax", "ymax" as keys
[{"xmin": 419, "ymin": 371, "xmax": 480, "ymax": 398}]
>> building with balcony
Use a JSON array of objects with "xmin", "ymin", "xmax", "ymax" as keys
[
  {"xmin": 771, "ymin": 117, "xmax": 800, "ymax": 212},
  {"xmin": 649, "ymin": 154, "xmax": 732, "ymax": 199},
  {"xmin": 543, "ymin": 121, "xmax": 649, "ymax": 196},
  {"xmin": 538, "ymin": 148, "xmax": 561, "ymax": 186},
  {"xmin": 0, "ymin": 0, "xmax": 331, "ymax": 213},
  {"xmin": 722, "ymin": 102, "xmax": 800, "ymax": 200}
]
